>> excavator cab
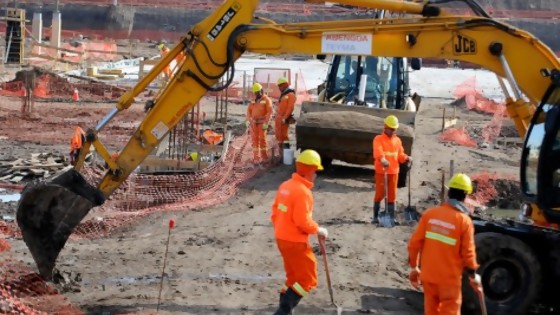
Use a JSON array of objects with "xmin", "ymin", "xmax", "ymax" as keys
[
  {"xmin": 319, "ymin": 55, "xmax": 421, "ymax": 109},
  {"xmin": 521, "ymin": 77, "xmax": 560, "ymax": 217}
]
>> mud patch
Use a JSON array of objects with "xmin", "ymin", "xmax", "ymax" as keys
[{"xmin": 479, "ymin": 178, "xmax": 522, "ymax": 209}]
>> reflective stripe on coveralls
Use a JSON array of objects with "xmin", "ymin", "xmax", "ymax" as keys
[{"xmin": 407, "ymin": 202, "xmax": 479, "ymax": 315}]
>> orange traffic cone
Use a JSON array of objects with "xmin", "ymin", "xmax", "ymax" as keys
[
  {"xmin": 19, "ymin": 86, "xmax": 26, "ymax": 97},
  {"xmin": 72, "ymin": 88, "xmax": 79, "ymax": 102}
]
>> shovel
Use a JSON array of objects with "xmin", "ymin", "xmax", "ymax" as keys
[
  {"xmin": 378, "ymin": 168, "xmax": 394, "ymax": 228},
  {"xmin": 403, "ymin": 162, "xmax": 420, "ymax": 224},
  {"xmin": 318, "ymin": 235, "xmax": 343, "ymax": 315}
]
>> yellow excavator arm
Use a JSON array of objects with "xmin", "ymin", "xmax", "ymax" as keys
[{"xmin": 16, "ymin": 0, "xmax": 560, "ymax": 279}]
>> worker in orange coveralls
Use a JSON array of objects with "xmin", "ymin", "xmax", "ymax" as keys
[
  {"xmin": 372, "ymin": 115, "xmax": 412, "ymax": 224},
  {"xmin": 158, "ymin": 43, "xmax": 172, "ymax": 80},
  {"xmin": 69, "ymin": 126, "xmax": 86, "ymax": 166},
  {"xmin": 270, "ymin": 149, "xmax": 329, "ymax": 315},
  {"xmin": 408, "ymin": 173, "xmax": 482, "ymax": 315},
  {"xmin": 245, "ymin": 83, "xmax": 273, "ymax": 164},
  {"xmin": 275, "ymin": 77, "xmax": 296, "ymax": 158}
]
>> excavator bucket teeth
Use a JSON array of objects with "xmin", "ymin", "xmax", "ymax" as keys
[{"xmin": 16, "ymin": 169, "xmax": 105, "ymax": 280}]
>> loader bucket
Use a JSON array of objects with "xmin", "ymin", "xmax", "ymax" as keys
[{"xmin": 16, "ymin": 169, "xmax": 105, "ymax": 280}]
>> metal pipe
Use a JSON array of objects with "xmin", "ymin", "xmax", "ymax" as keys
[
  {"xmin": 95, "ymin": 108, "xmax": 119, "ymax": 131},
  {"xmin": 495, "ymin": 74, "xmax": 512, "ymax": 100},
  {"xmin": 498, "ymin": 54, "xmax": 522, "ymax": 100}
]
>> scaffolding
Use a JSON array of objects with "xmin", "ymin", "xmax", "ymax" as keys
[{"xmin": 1, "ymin": 8, "xmax": 27, "ymax": 65}]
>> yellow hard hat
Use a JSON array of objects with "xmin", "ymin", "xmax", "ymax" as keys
[
  {"xmin": 157, "ymin": 43, "xmax": 164, "ymax": 50},
  {"xmin": 190, "ymin": 152, "xmax": 198, "ymax": 161},
  {"xmin": 252, "ymin": 83, "xmax": 263, "ymax": 93},
  {"xmin": 448, "ymin": 173, "xmax": 473, "ymax": 194},
  {"xmin": 277, "ymin": 77, "xmax": 289, "ymax": 85},
  {"xmin": 296, "ymin": 149, "xmax": 324, "ymax": 171},
  {"xmin": 384, "ymin": 115, "xmax": 399, "ymax": 129}
]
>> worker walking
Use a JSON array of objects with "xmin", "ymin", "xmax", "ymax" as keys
[
  {"xmin": 407, "ymin": 173, "xmax": 482, "ymax": 315},
  {"xmin": 69, "ymin": 126, "xmax": 86, "ymax": 166},
  {"xmin": 246, "ymin": 83, "xmax": 273, "ymax": 164},
  {"xmin": 372, "ymin": 115, "xmax": 412, "ymax": 224},
  {"xmin": 275, "ymin": 77, "xmax": 296, "ymax": 158},
  {"xmin": 271, "ymin": 149, "xmax": 329, "ymax": 315}
]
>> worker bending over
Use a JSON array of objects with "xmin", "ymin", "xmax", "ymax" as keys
[
  {"xmin": 270, "ymin": 149, "xmax": 329, "ymax": 315},
  {"xmin": 69, "ymin": 126, "xmax": 86, "ymax": 166},
  {"xmin": 372, "ymin": 115, "xmax": 411, "ymax": 224},
  {"xmin": 275, "ymin": 77, "xmax": 296, "ymax": 159},
  {"xmin": 246, "ymin": 83, "xmax": 273, "ymax": 164},
  {"xmin": 408, "ymin": 173, "xmax": 482, "ymax": 315}
]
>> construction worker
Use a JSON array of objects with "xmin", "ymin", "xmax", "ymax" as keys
[
  {"xmin": 158, "ymin": 43, "xmax": 172, "ymax": 80},
  {"xmin": 69, "ymin": 126, "xmax": 86, "ymax": 166},
  {"xmin": 372, "ymin": 115, "xmax": 412, "ymax": 224},
  {"xmin": 270, "ymin": 149, "xmax": 329, "ymax": 315},
  {"xmin": 407, "ymin": 173, "xmax": 481, "ymax": 315},
  {"xmin": 246, "ymin": 83, "xmax": 273, "ymax": 164},
  {"xmin": 275, "ymin": 77, "xmax": 296, "ymax": 158}
]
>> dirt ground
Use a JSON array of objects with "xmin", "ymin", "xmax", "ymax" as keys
[{"xmin": 0, "ymin": 85, "xmax": 522, "ymax": 314}]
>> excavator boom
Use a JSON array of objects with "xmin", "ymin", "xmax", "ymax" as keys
[{"xmin": 16, "ymin": 0, "xmax": 560, "ymax": 281}]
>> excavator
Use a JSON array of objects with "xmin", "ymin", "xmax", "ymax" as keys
[{"xmin": 14, "ymin": 0, "xmax": 560, "ymax": 314}]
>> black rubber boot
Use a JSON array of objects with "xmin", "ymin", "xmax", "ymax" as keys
[
  {"xmin": 388, "ymin": 203, "xmax": 400, "ymax": 226},
  {"xmin": 372, "ymin": 202, "xmax": 380, "ymax": 224},
  {"xmin": 274, "ymin": 288, "xmax": 302, "ymax": 315}
]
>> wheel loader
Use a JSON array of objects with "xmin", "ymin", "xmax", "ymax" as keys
[
  {"xmin": 295, "ymin": 54, "xmax": 421, "ymax": 187},
  {"xmin": 13, "ymin": 0, "xmax": 560, "ymax": 314}
]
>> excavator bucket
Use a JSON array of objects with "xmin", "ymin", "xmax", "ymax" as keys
[{"xmin": 16, "ymin": 169, "xmax": 105, "ymax": 280}]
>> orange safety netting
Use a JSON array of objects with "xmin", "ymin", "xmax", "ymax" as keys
[
  {"xmin": 442, "ymin": 76, "xmax": 508, "ymax": 146},
  {"xmin": 466, "ymin": 172, "xmax": 518, "ymax": 210},
  {"xmin": 0, "ymin": 73, "xmax": 127, "ymax": 103},
  {"xmin": 0, "ymin": 131, "xmax": 280, "ymax": 314}
]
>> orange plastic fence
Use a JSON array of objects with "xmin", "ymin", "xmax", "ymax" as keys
[
  {"xmin": 0, "ymin": 132, "xmax": 279, "ymax": 314},
  {"xmin": 467, "ymin": 172, "xmax": 517, "ymax": 210},
  {"xmin": 441, "ymin": 76, "xmax": 507, "ymax": 146}
]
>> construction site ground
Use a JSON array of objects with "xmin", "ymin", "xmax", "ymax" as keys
[{"xmin": 0, "ymin": 80, "xmax": 523, "ymax": 314}]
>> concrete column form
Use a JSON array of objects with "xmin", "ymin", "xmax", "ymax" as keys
[{"xmin": 51, "ymin": 11, "xmax": 62, "ymax": 54}]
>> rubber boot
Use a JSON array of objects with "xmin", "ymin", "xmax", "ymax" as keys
[
  {"xmin": 388, "ymin": 203, "xmax": 400, "ymax": 226},
  {"xmin": 372, "ymin": 202, "xmax": 380, "ymax": 224},
  {"xmin": 273, "ymin": 288, "xmax": 302, "ymax": 315}
]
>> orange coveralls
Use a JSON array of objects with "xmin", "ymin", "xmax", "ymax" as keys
[
  {"xmin": 271, "ymin": 173, "xmax": 320, "ymax": 297},
  {"xmin": 247, "ymin": 95, "xmax": 273, "ymax": 162},
  {"xmin": 69, "ymin": 126, "xmax": 86, "ymax": 165},
  {"xmin": 407, "ymin": 203, "xmax": 479, "ymax": 315},
  {"xmin": 372, "ymin": 132, "xmax": 408, "ymax": 203},
  {"xmin": 161, "ymin": 46, "xmax": 171, "ymax": 79},
  {"xmin": 275, "ymin": 89, "xmax": 296, "ymax": 143}
]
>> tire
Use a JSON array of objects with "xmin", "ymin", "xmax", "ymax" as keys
[{"xmin": 465, "ymin": 232, "xmax": 542, "ymax": 315}]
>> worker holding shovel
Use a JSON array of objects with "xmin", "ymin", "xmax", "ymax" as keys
[
  {"xmin": 372, "ymin": 115, "xmax": 412, "ymax": 225},
  {"xmin": 407, "ymin": 173, "xmax": 483, "ymax": 315},
  {"xmin": 270, "ymin": 149, "xmax": 328, "ymax": 315}
]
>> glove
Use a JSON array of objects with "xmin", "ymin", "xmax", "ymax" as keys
[
  {"xmin": 245, "ymin": 121, "xmax": 250, "ymax": 128},
  {"xmin": 381, "ymin": 158, "xmax": 389, "ymax": 167},
  {"xmin": 469, "ymin": 273, "xmax": 482, "ymax": 293},
  {"xmin": 262, "ymin": 123, "xmax": 268, "ymax": 130},
  {"xmin": 318, "ymin": 227, "xmax": 328, "ymax": 239},
  {"xmin": 409, "ymin": 267, "xmax": 421, "ymax": 289}
]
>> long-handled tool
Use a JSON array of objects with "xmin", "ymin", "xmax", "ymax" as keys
[
  {"xmin": 378, "ymin": 167, "xmax": 394, "ymax": 228},
  {"xmin": 474, "ymin": 283, "xmax": 488, "ymax": 315},
  {"xmin": 318, "ymin": 235, "xmax": 343, "ymax": 315},
  {"xmin": 157, "ymin": 218, "xmax": 175, "ymax": 312},
  {"xmin": 403, "ymin": 162, "xmax": 420, "ymax": 224}
]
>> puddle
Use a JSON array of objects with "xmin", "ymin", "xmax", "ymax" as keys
[{"xmin": 0, "ymin": 193, "xmax": 20, "ymax": 203}]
